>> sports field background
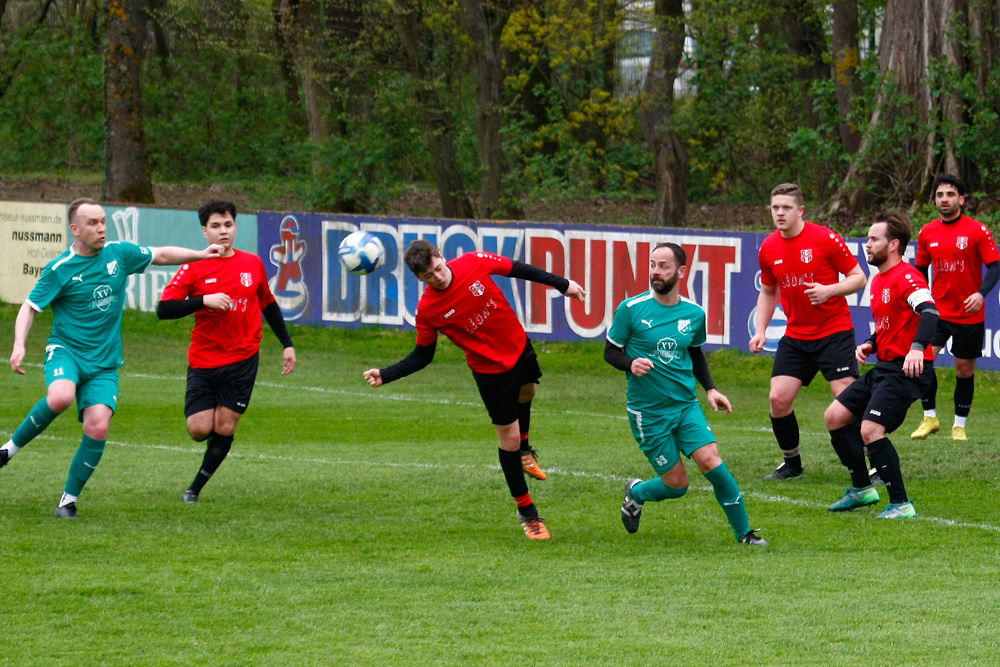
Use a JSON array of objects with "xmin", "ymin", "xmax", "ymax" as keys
[{"xmin": 1, "ymin": 305, "xmax": 998, "ymax": 665}]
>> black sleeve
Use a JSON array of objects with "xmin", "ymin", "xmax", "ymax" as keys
[
  {"xmin": 156, "ymin": 296, "xmax": 205, "ymax": 320},
  {"xmin": 979, "ymin": 261, "xmax": 1000, "ymax": 297},
  {"xmin": 262, "ymin": 301, "xmax": 294, "ymax": 348},
  {"xmin": 917, "ymin": 264, "xmax": 929, "ymax": 281},
  {"xmin": 604, "ymin": 339, "xmax": 634, "ymax": 372},
  {"xmin": 911, "ymin": 300, "xmax": 940, "ymax": 351},
  {"xmin": 380, "ymin": 342, "xmax": 437, "ymax": 384},
  {"xmin": 689, "ymin": 346, "xmax": 717, "ymax": 391},
  {"xmin": 506, "ymin": 261, "xmax": 570, "ymax": 293}
]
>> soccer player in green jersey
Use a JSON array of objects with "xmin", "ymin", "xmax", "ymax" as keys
[
  {"xmin": 1, "ymin": 198, "xmax": 224, "ymax": 519},
  {"xmin": 605, "ymin": 242, "xmax": 768, "ymax": 546}
]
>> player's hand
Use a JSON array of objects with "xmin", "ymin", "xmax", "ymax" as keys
[
  {"xmin": 855, "ymin": 343, "xmax": 873, "ymax": 364},
  {"xmin": 748, "ymin": 332, "xmax": 766, "ymax": 354},
  {"xmin": 363, "ymin": 368, "xmax": 383, "ymax": 387},
  {"xmin": 203, "ymin": 243, "xmax": 226, "ymax": 259},
  {"xmin": 964, "ymin": 292, "xmax": 985, "ymax": 313},
  {"xmin": 706, "ymin": 388, "xmax": 732, "ymax": 415},
  {"xmin": 10, "ymin": 345, "xmax": 25, "ymax": 375},
  {"xmin": 630, "ymin": 357, "xmax": 654, "ymax": 377},
  {"xmin": 803, "ymin": 282, "xmax": 834, "ymax": 305},
  {"xmin": 281, "ymin": 347, "xmax": 296, "ymax": 375},
  {"xmin": 203, "ymin": 293, "xmax": 234, "ymax": 311},
  {"xmin": 564, "ymin": 280, "xmax": 586, "ymax": 302},
  {"xmin": 903, "ymin": 349, "xmax": 924, "ymax": 378}
]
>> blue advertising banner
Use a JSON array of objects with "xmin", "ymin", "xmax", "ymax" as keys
[{"xmin": 258, "ymin": 212, "xmax": 1000, "ymax": 371}]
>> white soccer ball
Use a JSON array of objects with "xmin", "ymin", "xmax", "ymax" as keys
[{"xmin": 338, "ymin": 231, "xmax": 385, "ymax": 275}]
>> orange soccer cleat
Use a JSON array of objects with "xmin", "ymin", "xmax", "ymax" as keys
[{"xmin": 520, "ymin": 448, "xmax": 547, "ymax": 481}]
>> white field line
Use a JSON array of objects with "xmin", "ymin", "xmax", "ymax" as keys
[{"xmin": 8, "ymin": 367, "xmax": 997, "ymax": 533}]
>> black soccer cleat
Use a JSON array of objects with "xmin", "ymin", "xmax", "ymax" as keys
[
  {"xmin": 54, "ymin": 503, "xmax": 78, "ymax": 519},
  {"xmin": 764, "ymin": 462, "xmax": 803, "ymax": 480},
  {"xmin": 0, "ymin": 449, "xmax": 8, "ymax": 469},
  {"xmin": 621, "ymin": 478, "xmax": 644, "ymax": 534},
  {"xmin": 182, "ymin": 489, "xmax": 199, "ymax": 503},
  {"xmin": 738, "ymin": 529, "xmax": 769, "ymax": 547}
]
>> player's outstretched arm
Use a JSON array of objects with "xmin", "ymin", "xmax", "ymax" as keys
[
  {"xmin": 564, "ymin": 280, "xmax": 586, "ymax": 302},
  {"xmin": 150, "ymin": 244, "xmax": 225, "ymax": 265},
  {"xmin": 365, "ymin": 342, "xmax": 437, "ymax": 388},
  {"xmin": 10, "ymin": 302, "xmax": 37, "ymax": 375}
]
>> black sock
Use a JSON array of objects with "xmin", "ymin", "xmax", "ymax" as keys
[
  {"xmin": 517, "ymin": 400, "xmax": 532, "ymax": 452},
  {"xmin": 920, "ymin": 372, "xmax": 938, "ymax": 412},
  {"xmin": 771, "ymin": 412, "xmax": 802, "ymax": 470},
  {"xmin": 866, "ymin": 437, "xmax": 908, "ymax": 504},
  {"xmin": 830, "ymin": 424, "xmax": 870, "ymax": 488},
  {"xmin": 955, "ymin": 375, "xmax": 974, "ymax": 418},
  {"xmin": 189, "ymin": 432, "xmax": 234, "ymax": 493},
  {"xmin": 498, "ymin": 448, "xmax": 529, "ymax": 498}
]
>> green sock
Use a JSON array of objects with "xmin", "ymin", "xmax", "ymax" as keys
[
  {"xmin": 12, "ymin": 398, "xmax": 60, "ymax": 448},
  {"xmin": 64, "ymin": 435, "xmax": 106, "ymax": 497},
  {"xmin": 632, "ymin": 477, "xmax": 687, "ymax": 502},
  {"xmin": 703, "ymin": 462, "xmax": 750, "ymax": 539}
]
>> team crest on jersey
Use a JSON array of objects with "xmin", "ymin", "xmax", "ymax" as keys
[
  {"xmin": 469, "ymin": 280, "xmax": 485, "ymax": 297},
  {"xmin": 240, "ymin": 272, "xmax": 252, "ymax": 287},
  {"xmin": 655, "ymin": 337, "xmax": 681, "ymax": 364},
  {"xmin": 882, "ymin": 288, "xmax": 891, "ymax": 303},
  {"xmin": 106, "ymin": 259, "xmax": 119, "ymax": 277},
  {"xmin": 677, "ymin": 318, "xmax": 691, "ymax": 334},
  {"xmin": 800, "ymin": 249, "xmax": 813, "ymax": 263},
  {"xmin": 957, "ymin": 236, "xmax": 969, "ymax": 249}
]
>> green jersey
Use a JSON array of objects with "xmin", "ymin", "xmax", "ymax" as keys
[
  {"xmin": 27, "ymin": 241, "xmax": 153, "ymax": 370},
  {"xmin": 606, "ymin": 291, "xmax": 707, "ymax": 415}
]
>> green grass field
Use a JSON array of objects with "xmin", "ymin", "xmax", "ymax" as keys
[{"xmin": 1, "ymin": 304, "xmax": 999, "ymax": 665}]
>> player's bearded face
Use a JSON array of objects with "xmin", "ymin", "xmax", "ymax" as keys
[
  {"xmin": 866, "ymin": 224, "xmax": 890, "ymax": 266},
  {"xmin": 649, "ymin": 258, "xmax": 680, "ymax": 294}
]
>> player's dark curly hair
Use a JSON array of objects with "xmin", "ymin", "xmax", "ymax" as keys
[
  {"xmin": 931, "ymin": 174, "xmax": 966, "ymax": 197},
  {"xmin": 873, "ymin": 210, "xmax": 912, "ymax": 249},
  {"xmin": 404, "ymin": 239, "xmax": 442, "ymax": 275},
  {"xmin": 198, "ymin": 200, "xmax": 237, "ymax": 226}
]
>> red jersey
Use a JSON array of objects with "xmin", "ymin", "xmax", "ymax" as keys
[
  {"xmin": 415, "ymin": 251, "xmax": 527, "ymax": 374},
  {"xmin": 915, "ymin": 214, "xmax": 999, "ymax": 324},
  {"xmin": 870, "ymin": 261, "xmax": 935, "ymax": 362},
  {"xmin": 160, "ymin": 250, "xmax": 276, "ymax": 368},
  {"xmin": 758, "ymin": 221, "xmax": 859, "ymax": 340}
]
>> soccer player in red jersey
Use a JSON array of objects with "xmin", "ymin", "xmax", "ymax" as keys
[
  {"xmin": 823, "ymin": 211, "xmax": 938, "ymax": 519},
  {"xmin": 363, "ymin": 240, "xmax": 585, "ymax": 540},
  {"xmin": 157, "ymin": 201, "xmax": 296, "ymax": 503},
  {"xmin": 911, "ymin": 175, "xmax": 1000, "ymax": 441},
  {"xmin": 750, "ymin": 183, "xmax": 867, "ymax": 480}
]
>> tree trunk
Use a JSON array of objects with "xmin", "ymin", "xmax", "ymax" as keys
[
  {"xmin": 392, "ymin": 2, "xmax": 474, "ymax": 219},
  {"xmin": 765, "ymin": 0, "xmax": 828, "ymax": 131},
  {"xmin": 832, "ymin": 0, "xmax": 862, "ymax": 154},
  {"xmin": 104, "ymin": 0, "xmax": 154, "ymax": 203},
  {"xmin": 459, "ymin": 0, "xmax": 522, "ymax": 219},
  {"xmin": 639, "ymin": 0, "xmax": 686, "ymax": 226},
  {"xmin": 277, "ymin": 0, "xmax": 335, "ymax": 146}
]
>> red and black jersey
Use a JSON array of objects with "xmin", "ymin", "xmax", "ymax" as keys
[
  {"xmin": 915, "ymin": 214, "xmax": 999, "ymax": 324},
  {"xmin": 758, "ymin": 221, "xmax": 859, "ymax": 340},
  {"xmin": 870, "ymin": 261, "xmax": 935, "ymax": 362},
  {"xmin": 415, "ymin": 251, "xmax": 527, "ymax": 374},
  {"xmin": 160, "ymin": 250, "xmax": 276, "ymax": 369}
]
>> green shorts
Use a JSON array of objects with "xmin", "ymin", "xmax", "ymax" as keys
[
  {"xmin": 627, "ymin": 401, "xmax": 716, "ymax": 475},
  {"xmin": 44, "ymin": 345, "xmax": 119, "ymax": 422}
]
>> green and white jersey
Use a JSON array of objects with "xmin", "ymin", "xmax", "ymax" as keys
[
  {"xmin": 27, "ymin": 241, "xmax": 154, "ymax": 370},
  {"xmin": 607, "ymin": 291, "xmax": 707, "ymax": 415}
]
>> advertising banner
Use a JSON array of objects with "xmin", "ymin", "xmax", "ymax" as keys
[
  {"xmin": 0, "ymin": 202, "xmax": 67, "ymax": 304},
  {"xmin": 259, "ymin": 211, "xmax": 1000, "ymax": 371}
]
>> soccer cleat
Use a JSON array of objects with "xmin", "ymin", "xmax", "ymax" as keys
[
  {"xmin": 827, "ymin": 485, "xmax": 880, "ymax": 512},
  {"xmin": 868, "ymin": 468, "xmax": 883, "ymax": 486},
  {"xmin": 764, "ymin": 462, "xmax": 803, "ymax": 480},
  {"xmin": 738, "ymin": 530, "xmax": 769, "ymax": 546},
  {"xmin": 951, "ymin": 426, "xmax": 968, "ymax": 441},
  {"xmin": 621, "ymin": 478, "xmax": 644, "ymax": 534},
  {"xmin": 517, "ymin": 511, "xmax": 551, "ymax": 540},
  {"xmin": 520, "ymin": 448, "xmax": 547, "ymax": 481},
  {"xmin": 182, "ymin": 489, "xmax": 199, "ymax": 503},
  {"xmin": 0, "ymin": 449, "xmax": 8, "ymax": 468},
  {"xmin": 876, "ymin": 501, "xmax": 917, "ymax": 519},
  {"xmin": 911, "ymin": 416, "xmax": 940, "ymax": 440},
  {"xmin": 54, "ymin": 503, "xmax": 78, "ymax": 519}
]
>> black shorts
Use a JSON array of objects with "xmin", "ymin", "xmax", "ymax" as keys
[
  {"xmin": 835, "ymin": 360, "xmax": 934, "ymax": 434},
  {"xmin": 932, "ymin": 320, "xmax": 984, "ymax": 359},
  {"xmin": 471, "ymin": 340, "xmax": 542, "ymax": 426},
  {"xmin": 185, "ymin": 353, "xmax": 260, "ymax": 417},
  {"xmin": 772, "ymin": 329, "xmax": 859, "ymax": 386}
]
